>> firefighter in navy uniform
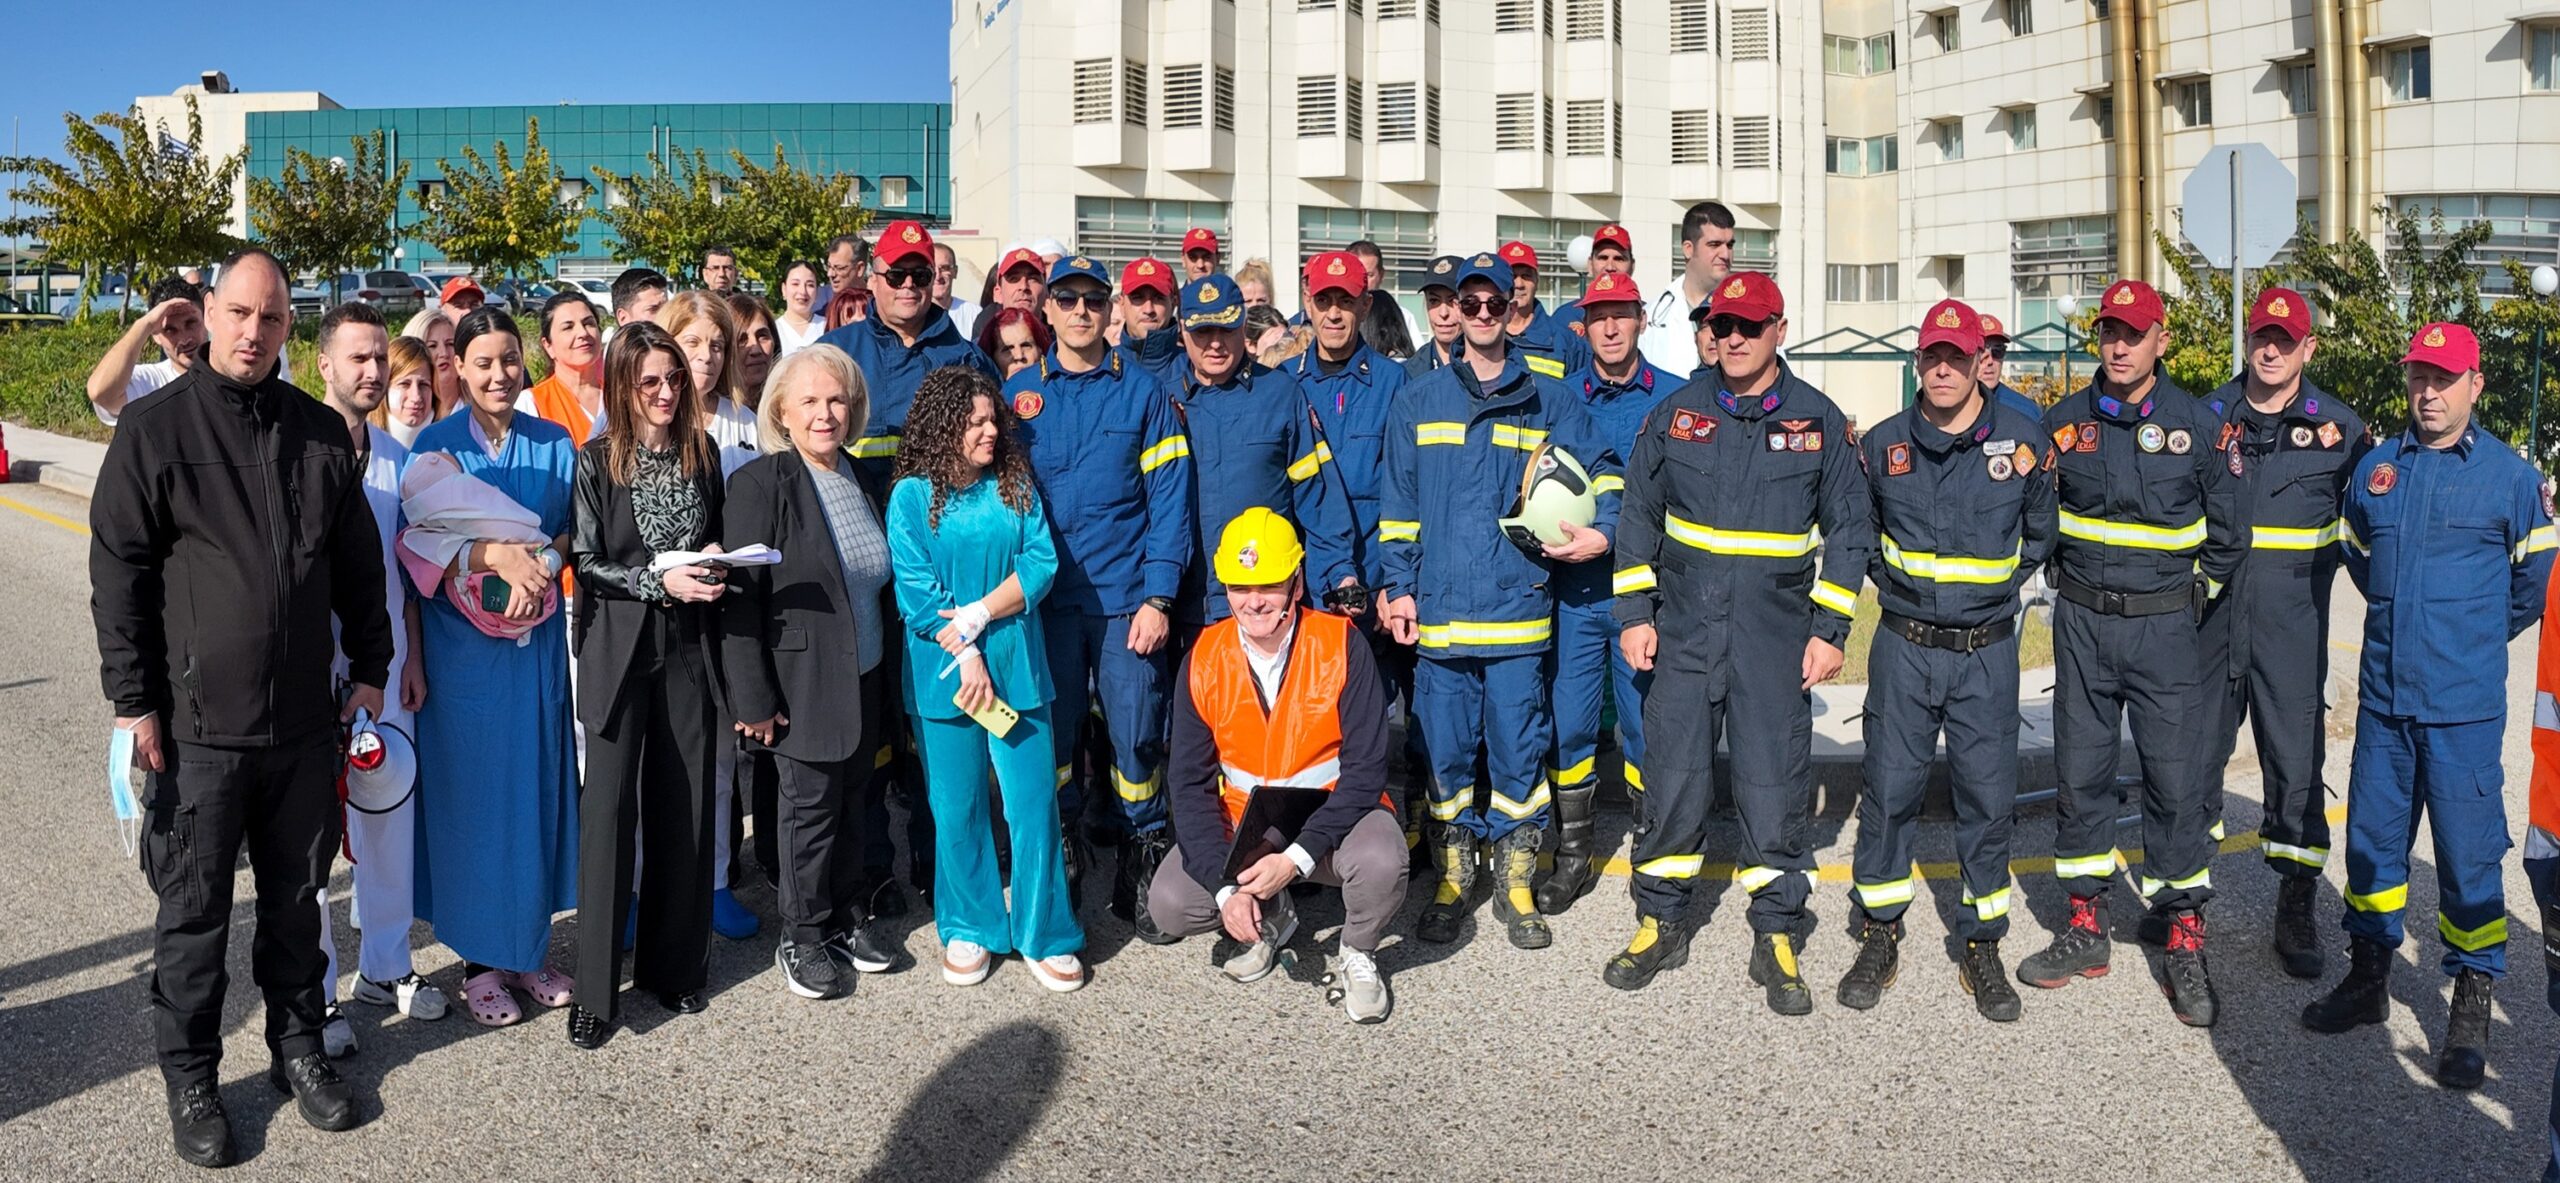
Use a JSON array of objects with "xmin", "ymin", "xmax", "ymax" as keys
[
  {"xmin": 1606, "ymin": 272, "xmax": 1875, "ymax": 1010},
  {"xmin": 1494, "ymin": 241, "xmax": 1593, "ymax": 380},
  {"xmin": 2193, "ymin": 286, "xmax": 2369, "ymax": 979},
  {"xmin": 1836, "ymin": 300, "xmax": 2054, "ymax": 1023},
  {"xmin": 2018, "ymin": 278, "xmax": 2245, "ymax": 1027}
]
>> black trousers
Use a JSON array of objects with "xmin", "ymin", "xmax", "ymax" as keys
[
  {"xmin": 144, "ymin": 736, "xmax": 339, "ymax": 1087},
  {"xmin": 2052, "ymin": 598, "xmax": 2216, "ymax": 913},
  {"xmin": 2197, "ymin": 570, "xmax": 2334, "ymax": 879},
  {"xmin": 1853, "ymin": 629, "xmax": 2021, "ymax": 941},
  {"xmin": 774, "ymin": 663, "xmax": 892, "ymax": 944},
  {"xmin": 576, "ymin": 616, "xmax": 717, "ymax": 1023}
]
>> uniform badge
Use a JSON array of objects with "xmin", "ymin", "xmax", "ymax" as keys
[
  {"xmin": 1780, "ymin": 419, "xmax": 1814, "ymax": 433},
  {"xmin": 2076, "ymin": 423, "xmax": 2100, "ymax": 453},
  {"xmin": 2217, "ymin": 423, "xmax": 2241, "ymax": 452},
  {"xmin": 2289, "ymin": 425, "xmax": 2314, "ymax": 448},
  {"xmin": 1886, "ymin": 442, "xmax": 1913, "ymax": 476},
  {"xmin": 2367, "ymin": 462, "xmax": 2398, "ymax": 495},
  {"xmin": 1984, "ymin": 439, "xmax": 2018, "ymax": 457},
  {"xmin": 2317, "ymin": 422, "xmax": 2343, "ymax": 448},
  {"xmin": 2016, "ymin": 444, "xmax": 2036, "ymax": 472},
  {"xmin": 1768, "ymin": 433, "xmax": 1789, "ymax": 452},
  {"xmin": 1987, "ymin": 455, "xmax": 2014, "ymax": 481},
  {"xmin": 1669, "ymin": 409, "xmax": 1715, "ymax": 442},
  {"xmin": 1012, "ymin": 390, "xmax": 1045, "ymax": 419},
  {"xmin": 2167, "ymin": 429, "xmax": 2191, "ymax": 455},
  {"xmin": 2137, "ymin": 423, "xmax": 2166, "ymax": 453},
  {"xmin": 2228, "ymin": 445, "xmax": 2245, "ymax": 477},
  {"xmin": 1803, "ymin": 431, "xmax": 1823, "ymax": 451},
  {"xmin": 2052, "ymin": 425, "xmax": 2078, "ymax": 455}
]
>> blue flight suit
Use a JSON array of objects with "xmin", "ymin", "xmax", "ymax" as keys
[
  {"xmin": 2340, "ymin": 425, "xmax": 2555, "ymax": 975},
  {"xmin": 1121, "ymin": 326, "xmax": 1188, "ymax": 390},
  {"xmin": 1174, "ymin": 364, "xmax": 1357, "ymax": 623},
  {"xmin": 1508, "ymin": 299, "xmax": 1592, "ymax": 384},
  {"xmin": 1292, "ymin": 343, "xmax": 1409, "ymax": 592},
  {"xmin": 1551, "ymin": 358, "xmax": 1674, "ymax": 817},
  {"xmin": 1006, "ymin": 349, "xmax": 1195, "ymax": 837},
  {"xmin": 815, "ymin": 305, "xmax": 997, "ymax": 486},
  {"xmin": 1989, "ymin": 381, "xmax": 2044, "ymax": 423},
  {"xmin": 1382, "ymin": 352, "xmax": 1621, "ymax": 842}
]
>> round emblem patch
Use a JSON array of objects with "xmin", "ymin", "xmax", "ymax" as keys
[
  {"xmin": 1987, "ymin": 455, "xmax": 2014, "ymax": 481},
  {"xmin": 2290, "ymin": 425, "xmax": 2314, "ymax": 448},
  {"xmin": 2367, "ymin": 463, "xmax": 2398, "ymax": 495},
  {"xmin": 2166, "ymin": 429, "xmax": 2192, "ymax": 455},
  {"xmin": 2137, "ymin": 423, "xmax": 2166, "ymax": 453},
  {"xmin": 1012, "ymin": 390, "xmax": 1045, "ymax": 420}
]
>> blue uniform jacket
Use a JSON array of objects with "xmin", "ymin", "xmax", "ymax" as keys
[
  {"xmin": 1404, "ymin": 340, "xmax": 1457, "ymax": 382},
  {"xmin": 1005, "ymin": 348, "xmax": 1195, "ymax": 617},
  {"xmin": 1122, "ymin": 327, "xmax": 1189, "ymax": 389},
  {"xmin": 1555, "ymin": 357, "xmax": 1676, "ymax": 606},
  {"xmin": 1292, "ymin": 343, "xmax": 1410, "ymax": 592},
  {"xmin": 2342, "ymin": 424, "xmax": 2556, "ymax": 723},
  {"xmin": 1175, "ymin": 364, "xmax": 1358, "ymax": 620},
  {"xmin": 1989, "ymin": 382, "xmax": 2043, "ymax": 423},
  {"xmin": 1508, "ymin": 299, "xmax": 1592, "ymax": 383},
  {"xmin": 1381, "ymin": 352, "xmax": 1622, "ymax": 660},
  {"xmin": 814, "ymin": 306, "xmax": 997, "ymax": 481}
]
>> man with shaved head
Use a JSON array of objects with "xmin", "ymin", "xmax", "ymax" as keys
[{"xmin": 91, "ymin": 249, "xmax": 395, "ymax": 1167}]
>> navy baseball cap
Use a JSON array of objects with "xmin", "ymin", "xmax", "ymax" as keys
[
  {"xmin": 1452, "ymin": 252, "xmax": 1511, "ymax": 294},
  {"xmin": 1180, "ymin": 273, "xmax": 1246, "ymax": 330},
  {"xmin": 1418, "ymin": 255, "xmax": 1467, "ymax": 294},
  {"xmin": 1047, "ymin": 253, "xmax": 1111, "ymax": 290}
]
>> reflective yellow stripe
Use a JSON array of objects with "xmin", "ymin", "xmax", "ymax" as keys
[
  {"xmin": 1113, "ymin": 767, "xmax": 1161, "ymax": 804},
  {"xmin": 2137, "ymin": 867, "xmax": 2212, "ymax": 897},
  {"xmin": 2518, "ymin": 524, "xmax": 2559, "ymax": 563},
  {"xmin": 1637, "ymin": 854, "xmax": 1704, "ymax": 880},
  {"xmin": 2208, "ymin": 819, "xmax": 2227, "ymax": 842},
  {"xmin": 1525, "ymin": 355, "xmax": 1566, "ymax": 379},
  {"xmin": 1854, "ymin": 876, "xmax": 1915, "ymax": 909},
  {"xmin": 1489, "ymin": 781, "xmax": 1552, "ymax": 819},
  {"xmin": 1880, "ymin": 534, "xmax": 2020, "ymax": 585},
  {"xmin": 2251, "ymin": 520, "xmax": 2341, "ymax": 550},
  {"xmin": 1428, "ymin": 785, "xmax": 1472, "ymax": 821},
  {"xmin": 2264, "ymin": 841, "xmax": 2328, "ymax": 869},
  {"xmin": 1663, "ymin": 513, "xmax": 1817, "ymax": 557},
  {"xmin": 2347, "ymin": 883, "xmax": 2407, "ymax": 913},
  {"xmin": 1810, "ymin": 579, "xmax": 1858, "ymax": 618},
  {"xmin": 1490, "ymin": 423, "xmax": 1551, "ymax": 452},
  {"xmin": 1552, "ymin": 756, "xmax": 1596, "ymax": 787},
  {"xmin": 875, "ymin": 746, "xmax": 896, "ymax": 770},
  {"xmin": 1964, "ymin": 885, "xmax": 2013, "ymax": 921},
  {"xmin": 1055, "ymin": 764, "xmax": 1074, "ymax": 789},
  {"xmin": 1624, "ymin": 763, "xmax": 1644, "ymax": 792},
  {"xmin": 1613, "ymin": 564, "xmax": 1658, "ymax": 594},
  {"xmin": 854, "ymin": 435, "xmax": 901, "ymax": 459},
  {"xmin": 2205, "ymin": 577, "xmax": 2226, "ymax": 599},
  {"xmin": 1416, "ymin": 421, "xmax": 1467, "ymax": 446},
  {"xmin": 2053, "ymin": 852, "xmax": 2117, "ymax": 879},
  {"xmin": 1138, "ymin": 435, "xmax": 1191, "ymax": 473},
  {"xmin": 1736, "ymin": 865, "xmax": 1793, "ymax": 893},
  {"xmin": 1287, "ymin": 442, "xmax": 1333, "ymax": 482},
  {"xmin": 2058, "ymin": 510, "xmax": 2205, "ymax": 551},
  {"xmin": 2340, "ymin": 518, "xmax": 2368, "ymax": 556},
  {"xmin": 2439, "ymin": 913, "xmax": 2510, "ymax": 951},
  {"xmin": 1417, "ymin": 618, "xmax": 1554, "ymax": 650},
  {"xmin": 1592, "ymin": 475, "xmax": 1624, "ymax": 495},
  {"xmin": 1378, "ymin": 519, "xmax": 1420, "ymax": 542}
]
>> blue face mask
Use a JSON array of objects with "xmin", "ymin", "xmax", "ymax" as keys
[{"xmin": 107, "ymin": 722, "xmax": 142, "ymax": 858}]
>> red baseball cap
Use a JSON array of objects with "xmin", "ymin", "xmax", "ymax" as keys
[
  {"xmin": 1121, "ymin": 257, "xmax": 1175, "ymax": 297},
  {"xmin": 2401, "ymin": 322, "xmax": 2481, "ymax": 373},
  {"xmin": 875, "ymin": 220, "xmax": 935, "ymax": 269},
  {"xmin": 1498, "ymin": 240, "xmax": 1540, "ymax": 273},
  {"xmin": 1707, "ymin": 272, "xmax": 1784, "ymax": 322},
  {"xmin": 1302, "ymin": 251, "xmax": 1368, "ymax": 297},
  {"xmin": 1576, "ymin": 272, "xmax": 1643, "ymax": 309},
  {"xmin": 2247, "ymin": 287, "xmax": 2311, "ymax": 341},
  {"xmin": 1183, "ymin": 228, "xmax": 1220, "ymax": 255},
  {"xmin": 997, "ymin": 246, "xmax": 1044, "ymax": 278},
  {"xmin": 1918, "ymin": 299, "xmax": 1986, "ymax": 354},
  {"xmin": 439, "ymin": 276, "xmax": 485, "ymax": 304},
  {"xmin": 2094, "ymin": 279, "xmax": 2165, "ymax": 332},
  {"xmin": 1592, "ymin": 224, "xmax": 1633, "ymax": 254},
  {"xmin": 1978, "ymin": 312, "xmax": 2010, "ymax": 343}
]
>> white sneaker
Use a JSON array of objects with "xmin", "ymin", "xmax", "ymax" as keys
[
  {"xmin": 942, "ymin": 940, "xmax": 992, "ymax": 987},
  {"xmin": 353, "ymin": 972, "xmax": 450, "ymax": 1021},
  {"xmin": 1028, "ymin": 953, "xmax": 1087, "ymax": 993},
  {"xmin": 1338, "ymin": 948, "xmax": 1390, "ymax": 1024},
  {"xmin": 1218, "ymin": 900, "xmax": 1301, "ymax": 984},
  {"xmin": 320, "ymin": 1004, "xmax": 358, "ymax": 1058}
]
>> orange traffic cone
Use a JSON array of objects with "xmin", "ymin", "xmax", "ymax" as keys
[{"xmin": 0, "ymin": 422, "xmax": 13, "ymax": 483}]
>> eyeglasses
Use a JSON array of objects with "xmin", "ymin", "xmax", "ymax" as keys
[
  {"xmin": 1985, "ymin": 343, "xmax": 2010, "ymax": 359},
  {"xmin": 1707, "ymin": 315, "xmax": 1774, "ymax": 340},
  {"xmin": 879, "ymin": 266, "xmax": 933, "ymax": 290},
  {"xmin": 1049, "ymin": 290, "xmax": 1110, "ymax": 312},
  {"xmin": 1458, "ymin": 295, "xmax": 1511, "ymax": 319}
]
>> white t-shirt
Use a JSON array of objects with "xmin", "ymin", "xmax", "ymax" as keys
[
  {"xmin": 708, "ymin": 397, "xmax": 761, "ymax": 478},
  {"xmin": 1637, "ymin": 284, "xmax": 1708, "ymax": 378},
  {"xmin": 332, "ymin": 426, "xmax": 413, "ymax": 726},
  {"xmin": 777, "ymin": 315, "xmax": 827, "ymax": 356},
  {"xmin": 946, "ymin": 297, "xmax": 982, "ymax": 343},
  {"xmin": 97, "ymin": 359, "xmax": 185, "ymax": 427}
]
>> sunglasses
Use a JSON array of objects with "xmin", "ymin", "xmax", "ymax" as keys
[
  {"xmin": 1707, "ymin": 315, "xmax": 1774, "ymax": 340},
  {"xmin": 1985, "ymin": 343, "xmax": 2010, "ymax": 359},
  {"xmin": 1050, "ymin": 290, "xmax": 1110, "ymax": 312},
  {"xmin": 879, "ymin": 266, "xmax": 933, "ymax": 290},
  {"xmin": 1458, "ymin": 294, "xmax": 1512, "ymax": 318}
]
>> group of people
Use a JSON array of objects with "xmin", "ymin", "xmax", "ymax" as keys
[{"xmin": 87, "ymin": 202, "xmax": 2559, "ymax": 1171}]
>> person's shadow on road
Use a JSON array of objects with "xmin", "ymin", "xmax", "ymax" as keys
[{"xmin": 857, "ymin": 1018, "xmax": 1066, "ymax": 1182}]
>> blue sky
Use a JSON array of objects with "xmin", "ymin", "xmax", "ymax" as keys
[{"xmin": 1, "ymin": 1, "xmax": 954, "ymax": 166}]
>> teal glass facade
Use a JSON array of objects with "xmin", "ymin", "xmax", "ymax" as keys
[{"xmin": 246, "ymin": 102, "xmax": 951, "ymax": 273}]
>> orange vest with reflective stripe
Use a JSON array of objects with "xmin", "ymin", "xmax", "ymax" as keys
[
  {"xmin": 1187, "ymin": 610, "xmax": 1384, "ymax": 835},
  {"xmin": 2531, "ymin": 573, "xmax": 2560, "ymax": 841}
]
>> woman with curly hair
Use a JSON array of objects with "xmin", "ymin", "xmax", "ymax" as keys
[{"xmin": 886, "ymin": 365, "xmax": 1081, "ymax": 991}]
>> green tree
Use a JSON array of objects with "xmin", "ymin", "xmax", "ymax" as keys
[
  {"xmin": 2281, "ymin": 204, "xmax": 2490, "ymax": 432},
  {"xmin": 723, "ymin": 146, "xmax": 864, "ymax": 294},
  {"xmin": 589, "ymin": 147, "xmax": 730, "ymax": 283},
  {"xmin": 0, "ymin": 96, "xmax": 243, "ymax": 319},
  {"xmin": 2480, "ymin": 259, "xmax": 2560, "ymax": 469},
  {"xmin": 415, "ymin": 117, "xmax": 580, "ymax": 280},
  {"xmin": 247, "ymin": 130, "xmax": 409, "ymax": 303}
]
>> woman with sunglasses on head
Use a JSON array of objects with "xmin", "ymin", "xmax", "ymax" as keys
[{"xmin": 561, "ymin": 324, "xmax": 730, "ymax": 1049}]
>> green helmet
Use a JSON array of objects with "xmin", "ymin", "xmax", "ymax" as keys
[{"xmin": 1498, "ymin": 442, "xmax": 1598, "ymax": 555}]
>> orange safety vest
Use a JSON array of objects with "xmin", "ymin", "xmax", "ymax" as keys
[
  {"xmin": 2531, "ymin": 572, "xmax": 2560, "ymax": 842},
  {"xmin": 1186, "ymin": 609, "xmax": 1388, "ymax": 836}
]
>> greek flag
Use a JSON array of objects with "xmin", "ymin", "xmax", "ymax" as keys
[{"xmin": 158, "ymin": 132, "xmax": 193, "ymax": 164}]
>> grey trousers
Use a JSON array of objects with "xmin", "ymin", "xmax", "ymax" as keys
[{"xmin": 1147, "ymin": 807, "xmax": 1408, "ymax": 953}]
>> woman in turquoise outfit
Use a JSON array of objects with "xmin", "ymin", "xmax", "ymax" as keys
[
  {"xmin": 886, "ymin": 366, "xmax": 1084, "ymax": 992},
  {"xmin": 410, "ymin": 308, "xmax": 582, "ymax": 1027}
]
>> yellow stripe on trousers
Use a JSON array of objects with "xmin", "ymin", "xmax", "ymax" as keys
[{"xmin": 1590, "ymin": 804, "xmax": 2349, "ymax": 881}]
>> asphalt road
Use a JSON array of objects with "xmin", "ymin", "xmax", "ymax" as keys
[{"xmin": 0, "ymin": 477, "xmax": 2549, "ymax": 1181}]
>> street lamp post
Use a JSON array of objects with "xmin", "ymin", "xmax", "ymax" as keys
[
  {"xmin": 2533, "ymin": 265, "xmax": 2558, "ymax": 467},
  {"xmin": 2058, "ymin": 295, "xmax": 2081, "ymax": 397}
]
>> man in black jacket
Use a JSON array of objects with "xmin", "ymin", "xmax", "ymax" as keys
[{"xmin": 91, "ymin": 250, "xmax": 394, "ymax": 1168}]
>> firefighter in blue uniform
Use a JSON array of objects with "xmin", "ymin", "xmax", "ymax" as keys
[
  {"xmin": 2193, "ymin": 287, "xmax": 2369, "ymax": 980},
  {"xmin": 1115, "ymin": 257, "xmax": 1187, "ymax": 388},
  {"xmin": 1380, "ymin": 251, "xmax": 1620, "ymax": 951},
  {"xmin": 1404, "ymin": 256, "xmax": 1466, "ymax": 381},
  {"xmin": 1172, "ymin": 273, "xmax": 1357, "ymax": 624},
  {"xmin": 813, "ymin": 220, "xmax": 998, "ymax": 484},
  {"xmin": 1835, "ymin": 299, "xmax": 2054, "ymax": 1023},
  {"xmin": 1543, "ymin": 270, "xmax": 1672, "ymax": 912},
  {"xmin": 1003, "ymin": 255, "xmax": 1197, "ymax": 940},
  {"xmin": 1548, "ymin": 223, "xmax": 1636, "ymax": 338},
  {"xmin": 2016, "ymin": 278, "xmax": 2243, "ymax": 1027},
  {"xmin": 1494, "ymin": 241, "xmax": 1592, "ymax": 380},
  {"xmin": 1606, "ymin": 272, "xmax": 1874, "ymax": 1009},
  {"xmin": 2311, "ymin": 321, "xmax": 2556, "ymax": 1090},
  {"xmin": 1975, "ymin": 312, "xmax": 2046, "ymax": 422}
]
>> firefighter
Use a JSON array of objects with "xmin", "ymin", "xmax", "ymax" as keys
[
  {"xmin": 1494, "ymin": 241, "xmax": 1593, "ymax": 380},
  {"xmin": 2017, "ymin": 278, "xmax": 2243, "ymax": 1027},
  {"xmin": 1606, "ymin": 272, "xmax": 1874, "ymax": 1011},
  {"xmin": 1379, "ymin": 252, "xmax": 1620, "ymax": 951},
  {"xmin": 2315, "ymin": 322, "xmax": 2554, "ymax": 1090},
  {"xmin": 1837, "ymin": 299, "xmax": 2054, "ymax": 1023}
]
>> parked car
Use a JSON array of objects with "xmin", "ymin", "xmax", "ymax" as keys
[
  {"xmin": 486, "ymin": 278, "xmax": 557, "ymax": 316},
  {"xmin": 0, "ymin": 291, "xmax": 65, "ymax": 330},
  {"xmin": 551, "ymin": 276, "xmax": 614, "ymax": 317},
  {"xmin": 289, "ymin": 278, "xmax": 331, "ymax": 319},
  {"xmin": 326, "ymin": 270, "xmax": 428, "ymax": 319},
  {"xmin": 398, "ymin": 272, "xmax": 442, "ymax": 315}
]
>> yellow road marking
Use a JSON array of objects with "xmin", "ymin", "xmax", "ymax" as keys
[
  {"xmin": 1594, "ymin": 804, "xmax": 2350, "ymax": 881},
  {"xmin": 0, "ymin": 493, "xmax": 89, "ymax": 536}
]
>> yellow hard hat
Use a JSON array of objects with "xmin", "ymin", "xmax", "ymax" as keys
[{"xmin": 1213, "ymin": 508, "xmax": 1304, "ymax": 587}]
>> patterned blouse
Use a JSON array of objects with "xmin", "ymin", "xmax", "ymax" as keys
[{"xmin": 630, "ymin": 443, "xmax": 705, "ymax": 601}]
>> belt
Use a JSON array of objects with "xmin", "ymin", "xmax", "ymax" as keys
[
  {"xmin": 1878, "ymin": 610, "xmax": 2015, "ymax": 653},
  {"xmin": 2056, "ymin": 575, "xmax": 2192, "ymax": 618}
]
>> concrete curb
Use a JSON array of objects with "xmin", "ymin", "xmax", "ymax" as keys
[{"xmin": 3, "ymin": 422, "xmax": 104, "ymax": 502}]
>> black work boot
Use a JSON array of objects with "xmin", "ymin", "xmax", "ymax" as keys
[
  {"xmin": 2160, "ymin": 910, "xmax": 2219, "ymax": 1027},
  {"xmin": 1415, "ymin": 825, "xmax": 1477, "ymax": 944},
  {"xmin": 167, "ymin": 1080, "xmax": 234, "ymax": 1168},
  {"xmin": 1603, "ymin": 914, "xmax": 1690, "ymax": 991},
  {"xmin": 2017, "ymin": 895, "xmax": 2112, "ymax": 988},
  {"xmin": 2273, "ymin": 876, "xmax": 2324, "ymax": 979},
  {"xmin": 1123, "ymin": 830, "xmax": 1179, "ymax": 945},
  {"xmin": 1492, "ymin": 824, "xmax": 1553, "ymax": 949},
  {"xmin": 1961, "ymin": 940, "xmax": 2023, "ymax": 1022},
  {"xmin": 2435, "ymin": 969, "xmax": 2494, "ymax": 1089},
  {"xmin": 2303, "ymin": 935, "xmax": 2394, "ymax": 1033},
  {"xmin": 1834, "ymin": 917, "xmax": 1902, "ymax": 1010},
  {"xmin": 1626, "ymin": 781, "xmax": 1651, "ymax": 839},
  {"xmin": 269, "ymin": 1052, "xmax": 360, "ymax": 1131},
  {"xmin": 1748, "ymin": 931, "xmax": 1814, "ymax": 1016},
  {"xmin": 1534, "ymin": 784, "xmax": 1601, "ymax": 914}
]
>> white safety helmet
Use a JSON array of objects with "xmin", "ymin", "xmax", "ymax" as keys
[
  {"xmin": 344, "ymin": 717, "xmax": 419, "ymax": 814},
  {"xmin": 1498, "ymin": 442, "xmax": 1599, "ymax": 555}
]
